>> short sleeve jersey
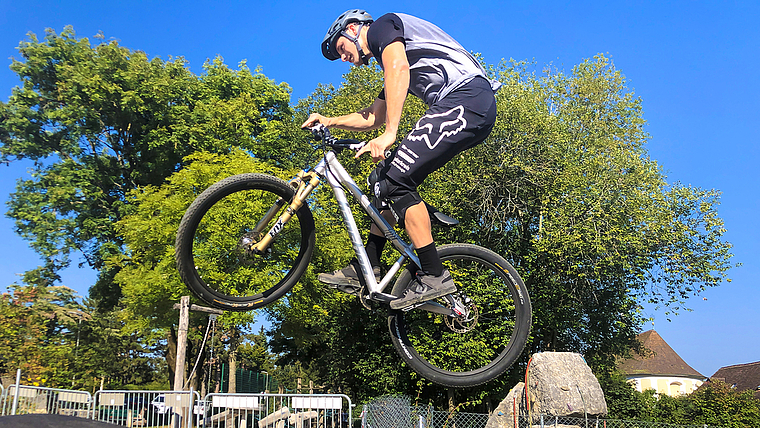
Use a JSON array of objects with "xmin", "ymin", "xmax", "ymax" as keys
[{"xmin": 366, "ymin": 13, "xmax": 500, "ymax": 106}]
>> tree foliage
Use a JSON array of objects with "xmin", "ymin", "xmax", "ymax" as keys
[
  {"xmin": 265, "ymin": 56, "xmax": 734, "ymax": 407},
  {"xmin": 0, "ymin": 278, "xmax": 160, "ymax": 390},
  {"xmin": 1, "ymin": 26, "xmax": 735, "ymax": 407},
  {"xmin": 1, "ymin": 27, "xmax": 293, "ymax": 310},
  {"xmin": 432, "ymin": 55, "xmax": 734, "ymax": 369},
  {"xmin": 600, "ymin": 373, "xmax": 760, "ymax": 428}
]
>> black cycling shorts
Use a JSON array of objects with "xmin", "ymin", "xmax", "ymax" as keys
[{"xmin": 370, "ymin": 76, "xmax": 497, "ymax": 221}]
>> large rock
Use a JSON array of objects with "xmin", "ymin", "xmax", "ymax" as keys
[
  {"xmin": 487, "ymin": 352, "xmax": 607, "ymax": 428},
  {"xmin": 485, "ymin": 382, "xmax": 525, "ymax": 428},
  {"xmin": 527, "ymin": 352, "xmax": 607, "ymax": 418}
]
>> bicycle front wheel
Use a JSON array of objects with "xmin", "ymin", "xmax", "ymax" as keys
[
  {"xmin": 388, "ymin": 243, "xmax": 531, "ymax": 387},
  {"xmin": 175, "ymin": 173, "xmax": 315, "ymax": 311}
]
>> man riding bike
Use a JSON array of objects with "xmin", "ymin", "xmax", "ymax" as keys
[{"xmin": 302, "ymin": 9, "xmax": 500, "ymax": 309}]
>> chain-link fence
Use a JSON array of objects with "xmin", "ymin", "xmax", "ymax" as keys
[
  {"xmin": 521, "ymin": 415, "xmax": 725, "ymax": 428},
  {"xmin": 362, "ymin": 396, "xmax": 726, "ymax": 428},
  {"xmin": 363, "ymin": 396, "xmax": 489, "ymax": 428}
]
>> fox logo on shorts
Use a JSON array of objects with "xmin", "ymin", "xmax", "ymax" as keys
[{"xmin": 407, "ymin": 105, "xmax": 467, "ymax": 150}]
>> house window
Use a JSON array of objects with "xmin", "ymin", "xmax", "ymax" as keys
[{"xmin": 669, "ymin": 382, "xmax": 683, "ymax": 396}]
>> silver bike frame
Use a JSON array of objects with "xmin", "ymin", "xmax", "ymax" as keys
[{"xmin": 312, "ymin": 151, "xmax": 419, "ymax": 302}]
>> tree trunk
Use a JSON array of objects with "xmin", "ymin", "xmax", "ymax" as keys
[
  {"xmin": 166, "ymin": 326, "xmax": 178, "ymax": 389},
  {"xmin": 228, "ymin": 349, "xmax": 237, "ymax": 394}
]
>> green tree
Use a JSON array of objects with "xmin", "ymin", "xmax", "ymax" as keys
[
  {"xmin": 0, "ymin": 281, "xmax": 79, "ymax": 385},
  {"xmin": 0, "ymin": 276, "xmax": 159, "ymax": 389},
  {"xmin": 435, "ymin": 55, "xmax": 733, "ymax": 370},
  {"xmin": 685, "ymin": 380, "xmax": 760, "ymax": 428},
  {"xmin": 0, "ymin": 27, "xmax": 294, "ymax": 311},
  {"xmin": 266, "ymin": 55, "xmax": 734, "ymax": 407}
]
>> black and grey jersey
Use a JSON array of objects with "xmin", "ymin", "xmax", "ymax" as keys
[{"xmin": 366, "ymin": 13, "xmax": 500, "ymax": 106}]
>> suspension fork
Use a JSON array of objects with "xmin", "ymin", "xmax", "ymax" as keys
[{"xmin": 251, "ymin": 171, "xmax": 320, "ymax": 254}]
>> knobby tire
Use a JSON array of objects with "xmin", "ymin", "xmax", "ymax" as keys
[
  {"xmin": 388, "ymin": 244, "xmax": 531, "ymax": 387},
  {"xmin": 175, "ymin": 173, "xmax": 315, "ymax": 311}
]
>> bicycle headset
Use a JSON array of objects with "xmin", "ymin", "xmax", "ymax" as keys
[{"xmin": 321, "ymin": 9, "xmax": 374, "ymax": 65}]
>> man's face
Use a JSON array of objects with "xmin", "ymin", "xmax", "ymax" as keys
[{"xmin": 335, "ymin": 24, "xmax": 363, "ymax": 66}]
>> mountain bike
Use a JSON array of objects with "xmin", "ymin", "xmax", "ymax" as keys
[{"xmin": 175, "ymin": 125, "xmax": 531, "ymax": 387}]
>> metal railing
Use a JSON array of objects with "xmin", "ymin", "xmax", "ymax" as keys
[
  {"xmin": 205, "ymin": 393, "xmax": 352, "ymax": 428},
  {"xmin": 92, "ymin": 389, "xmax": 201, "ymax": 427},
  {"xmin": 0, "ymin": 384, "xmax": 93, "ymax": 418},
  {"xmin": 0, "ymin": 382, "xmax": 352, "ymax": 428}
]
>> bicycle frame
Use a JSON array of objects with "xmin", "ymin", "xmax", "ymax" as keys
[
  {"xmin": 252, "ymin": 148, "xmax": 464, "ymax": 316},
  {"xmin": 315, "ymin": 150, "xmax": 419, "ymax": 302}
]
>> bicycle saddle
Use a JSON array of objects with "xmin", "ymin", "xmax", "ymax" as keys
[{"xmin": 426, "ymin": 203, "xmax": 459, "ymax": 227}]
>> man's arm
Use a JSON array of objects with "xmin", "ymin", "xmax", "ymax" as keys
[
  {"xmin": 301, "ymin": 97, "xmax": 386, "ymax": 131},
  {"xmin": 356, "ymin": 40, "xmax": 409, "ymax": 161}
]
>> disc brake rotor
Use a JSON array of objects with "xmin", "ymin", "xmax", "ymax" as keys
[{"xmin": 445, "ymin": 299, "xmax": 479, "ymax": 333}]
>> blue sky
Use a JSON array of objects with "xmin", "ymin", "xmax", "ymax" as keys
[{"xmin": 0, "ymin": 0, "xmax": 757, "ymax": 378}]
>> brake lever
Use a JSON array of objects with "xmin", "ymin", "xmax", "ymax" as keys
[
  {"xmin": 309, "ymin": 124, "xmax": 328, "ymax": 140},
  {"xmin": 348, "ymin": 141, "xmax": 392, "ymax": 159},
  {"xmin": 348, "ymin": 141, "xmax": 366, "ymax": 151}
]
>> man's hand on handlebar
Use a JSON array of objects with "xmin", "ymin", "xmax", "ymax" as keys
[
  {"xmin": 301, "ymin": 113, "xmax": 330, "ymax": 129},
  {"xmin": 301, "ymin": 113, "xmax": 393, "ymax": 162},
  {"xmin": 356, "ymin": 132, "xmax": 395, "ymax": 163}
]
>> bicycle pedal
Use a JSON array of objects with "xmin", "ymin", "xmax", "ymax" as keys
[{"xmin": 333, "ymin": 284, "xmax": 362, "ymax": 296}]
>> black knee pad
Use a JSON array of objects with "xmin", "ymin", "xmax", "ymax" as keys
[{"xmin": 368, "ymin": 162, "xmax": 422, "ymax": 225}]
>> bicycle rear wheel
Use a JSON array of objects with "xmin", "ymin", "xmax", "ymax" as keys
[
  {"xmin": 388, "ymin": 243, "xmax": 531, "ymax": 387},
  {"xmin": 175, "ymin": 173, "xmax": 315, "ymax": 311}
]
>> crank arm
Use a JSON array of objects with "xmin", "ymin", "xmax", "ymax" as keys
[
  {"xmin": 401, "ymin": 294, "xmax": 469, "ymax": 317},
  {"xmin": 402, "ymin": 300, "xmax": 456, "ymax": 316}
]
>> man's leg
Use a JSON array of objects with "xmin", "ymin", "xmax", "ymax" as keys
[{"xmin": 388, "ymin": 201, "xmax": 454, "ymax": 309}]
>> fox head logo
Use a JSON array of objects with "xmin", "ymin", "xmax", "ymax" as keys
[{"xmin": 407, "ymin": 105, "xmax": 467, "ymax": 150}]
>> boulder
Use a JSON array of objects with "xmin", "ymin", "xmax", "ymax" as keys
[
  {"xmin": 485, "ymin": 382, "xmax": 525, "ymax": 428},
  {"xmin": 487, "ymin": 352, "xmax": 607, "ymax": 428},
  {"xmin": 526, "ymin": 352, "xmax": 607, "ymax": 418}
]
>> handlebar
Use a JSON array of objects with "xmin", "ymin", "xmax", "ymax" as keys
[
  {"xmin": 307, "ymin": 124, "xmax": 366, "ymax": 152},
  {"xmin": 306, "ymin": 124, "xmax": 393, "ymax": 159}
]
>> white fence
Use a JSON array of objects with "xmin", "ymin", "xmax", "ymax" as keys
[
  {"xmin": 0, "ymin": 384, "xmax": 93, "ymax": 418},
  {"xmin": 92, "ymin": 389, "xmax": 202, "ymax": 427},
  {"xmin": 0, "ymin": 383, "xmax": 353, "ymax": 428},
  {"xmin": 205, "ymin": 393, "xmax": 352, "ymax": 428}
]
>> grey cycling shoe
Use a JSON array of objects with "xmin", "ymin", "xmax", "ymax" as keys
[
  {"xmin": 390, "ymin": 269, "xmax": 456, "ymax": 310},
  {"xmin": 319, "ymin": 262, "xmax": 381, "ymax": 288}
]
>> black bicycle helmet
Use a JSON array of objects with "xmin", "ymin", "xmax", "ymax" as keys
[{"xmin": 321, "ymin": 9, "xmax": 374, "ymax": 63}]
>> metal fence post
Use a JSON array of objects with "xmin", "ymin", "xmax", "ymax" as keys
[{"xmin": 11, "ymin": 369, "xmax": 21, "ymax": 416}]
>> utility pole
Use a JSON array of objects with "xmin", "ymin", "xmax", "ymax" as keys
[
  {"xmin": 173, "ymin": 296, "xmax": 224, "ymax": 392},
  {"xmin": 174, "ymin": 296, "xmax": 190, "ymax": 392}
]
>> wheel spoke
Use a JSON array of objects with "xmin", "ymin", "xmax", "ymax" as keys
[
  {"xmin": 388, "ymin": 244, "xmax": 531, "ymax": 386},
  {"xmin": 176, "ymin": 174, "xmax": 315, "ymax": 311}
]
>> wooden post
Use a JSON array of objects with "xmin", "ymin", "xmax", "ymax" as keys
[
  {"xmin": 172, "ymin": 297, "xmax": 223, "ymax": 393},
  {"xmin": 174, "ymin": 296, "xmax": 190, "ymax": 392}
]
